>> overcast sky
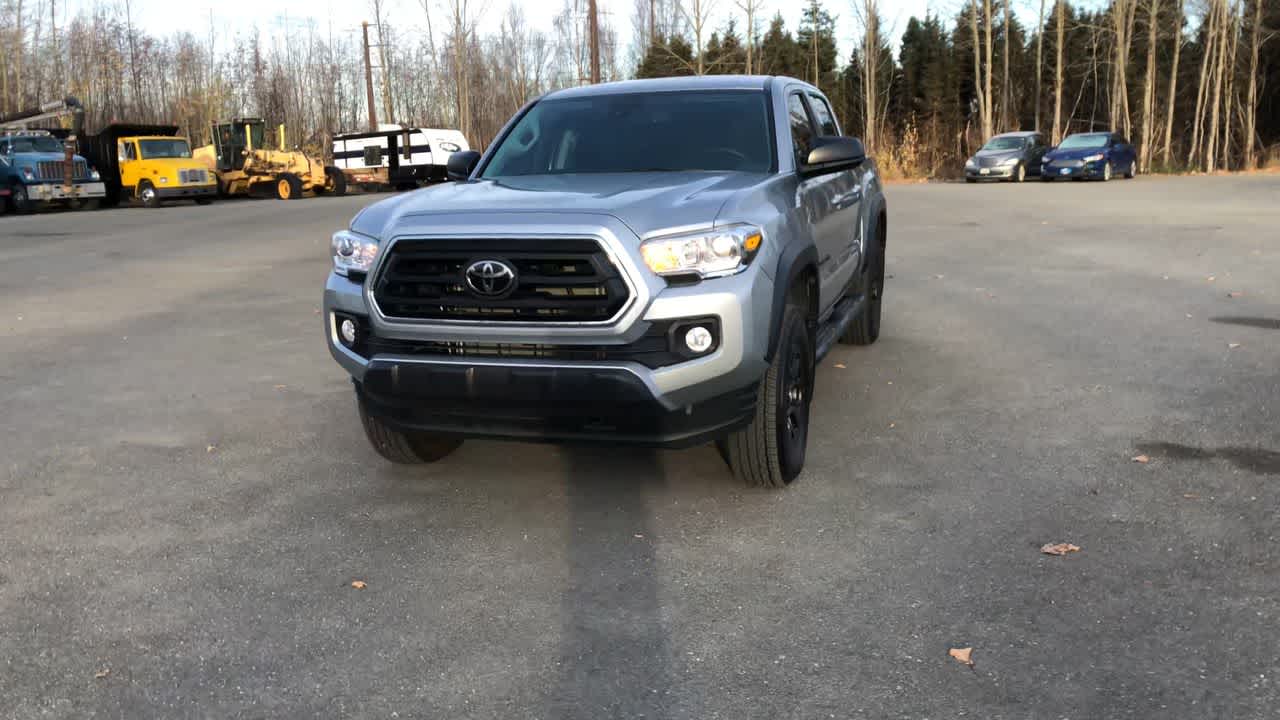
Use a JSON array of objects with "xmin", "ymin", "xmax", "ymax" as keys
[{"xmin": 65, "ymin": 0, "xmax": 985, "ymax": 63}]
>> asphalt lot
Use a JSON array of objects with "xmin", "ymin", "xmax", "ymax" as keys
[{"xmin": 2, "ymin": 175, "xmax": 1277, "ymax": 719}]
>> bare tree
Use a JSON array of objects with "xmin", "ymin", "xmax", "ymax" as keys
[
  {"xmin": 1111, "ymin": 0, "xmax": 1138, "ymax": 139},
  {"xmin": 1035, "ymin": 0, "xmax": 1047, "ymax": 131},
  {"xmin": 1052, "ymin": 0, "xmax": 1067, "ymax": 142},
  {"xmin": 970, "ymin": 0, "xmax": 994, "ymax": 141},
  {"xmin": 1187, "ymin": 0, "xmax": 1216, "ymax": 166},
  {"xmin": 857, "ymin": 0, "xmax": 884, "ymax": 152},
  {"xmin": 1001, "ymin": 0, "xmax": 1011, "ymax": 129},
  {"xmin": 1138, "ymin": 0, "xmax": 1160, "ymax": 170},
  {"xmin": 735, "ymin": 0, "xmax": 763, "ymax": 74},
  {"xmin": 1242, "ymin": 0, "xmax": 1266, "ymax": 168},
  {"xmin": 1160, "ymin": 0, "xmax": 1183, "ymax": 167},
  {"xmin": 681, "ymin": 0, "xmax": 716, "ymax": 74},
  {"xmin": 1205, "ymin": 0, "xmax": 1228, "ymax": 171}
]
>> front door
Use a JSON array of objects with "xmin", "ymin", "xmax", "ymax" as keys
[
  {"xmin": 118, "ymin": 140, "xmax": 140, "ymax": 191},
  {"xmin": 788, "ymin": 90, "xmax": 862, "ymax": 313}
]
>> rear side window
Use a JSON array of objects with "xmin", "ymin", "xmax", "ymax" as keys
[
  {"xmin": 787, "ymin": 94, "xmax": 815, "ymax": 166},
  {"xmin": 808, "ymin": 94, "xmax": 840, "ymax": 136}
]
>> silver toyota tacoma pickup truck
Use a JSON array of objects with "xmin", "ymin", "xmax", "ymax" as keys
[{"xmin": 325, "ymin": 76, "xmax": 887, "ymax": 487}]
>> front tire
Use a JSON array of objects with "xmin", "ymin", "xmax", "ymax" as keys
[
  {"xmin": 723, "ymin": 301, "xmax": 813, "ymax": 488},
  {"xmin": 138, "ymin": 181, "xmax": 161, "ymax": 208},
  {"xmin": 1012, "ymin": 163, "xmax": 1026, "ymax": 183},
  {"xmin": 358, "ymin": 396, "xmax": 463, "ymax": 464},
  {"xmin": 1100, "ymin": 161, "xmax": 1113, "ymax": 182},
  {"xmin": 11, "ymin": 184, "xmax": 34, "ymax": 214},
  {"xmin": 276, "ymin": 173, "xmax": 304, "ymax": 200}
]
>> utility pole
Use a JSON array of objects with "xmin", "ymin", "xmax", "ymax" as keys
[
  {"xmin": 588, "ymin": 0, "xmax": 601, "ymax": 83},
  {"xmin": 362, "ymin": 21, "xmax": 378, "ymax": 131}
]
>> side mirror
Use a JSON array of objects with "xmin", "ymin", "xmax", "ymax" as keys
[
  {"xmin": 804, "ymin": 137, "xmax": 866, "ymax": 174},
  {"xmin": 447, "ymin": 150, "xmax": 481, "ymax": 182}
]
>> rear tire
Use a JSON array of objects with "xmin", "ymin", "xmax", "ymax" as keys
[
  {"xmin": 1012, "ymin": 163, "xmax": 1026, "ymax": 183},
  {"xmin": 723, "ymin": 301, "xmax": 813, "ymax": 488},
  {"xmin": 320, "ymin": 167, "xmax": 348, "ymax": 197},
  {"xmin": 276, "ymin": 173, "xmax": 304, "ymax": 200},
  {"xmin": 358, "ymin": 396, "xmax": 463, "ymax": 464},
  {"xmin": 842, "ymin": 225, "xmax": 885, "ymax": 346},
  {"xmin": 1124, "ymin": 160, "xmax": 1137, "ymax": 179}
]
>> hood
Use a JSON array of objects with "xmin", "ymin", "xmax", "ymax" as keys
[
  {"xmin": 136, "ymin": 157, "xmax": 208, "ymax": 171},
  {"xmin": 351, "ymin": 171, "xmax": 771, "ymax": 241},
  {"xmin": 9, "ymin": 151, "xmax": 89, "ymax": 165},
  {"xmin": 973, "ymin": 148, "xmax": 1024, "ymax": 160},
  {"xmin": 1044, "ymin": 146, "xmax": 1107, "ymax": 161}
]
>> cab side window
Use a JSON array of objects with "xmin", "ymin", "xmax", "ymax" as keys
[
  {"xmin": 788, "ymin": 94, "xmax": 815, "ymax": 167},
  {"xmin": 808, "ymin": 94, "xmax": 840, "ymax": 137},
  {"xmin": 121, "ymin": 142, "xmax": 137, "ymax": 161}
]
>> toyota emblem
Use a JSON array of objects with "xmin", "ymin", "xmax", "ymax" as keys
[{"xmin": 464, "ymin": 259, "xmax": 517, "ymax": 297}]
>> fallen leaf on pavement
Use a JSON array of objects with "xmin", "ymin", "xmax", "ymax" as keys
[
  {"xmin": 94, "ymin": 668, "xmax": 110, "ymax": 679},
  {"xmin": 1041, "ymin": 542, "xmax": 1082, "ymax": 556},
  {"xmin": 273, "ymin": 384, "xmax": 287, "ymax": 390},
  {"xmin": 1229, "ymin": 343, "xmax": 1242, "ymax": 349},
  {"xmin": 1186, "ymin": 313, "xmax": 1193, "ymax": 319},
  {"xmin": 634, "ymin": 533, "xmax": 644, "ymax": 539},
  {"xmin": 889, "ymin": 422, "xmax": 896, "ymax": 429},
  {"xmin": 1183, "ymin": 493, "xmax": 1200, "ymax": 500},
  {"xmin": 934, "ymin": 274, "xmax": 944, "ymax": 279},
  {"xmin": 1207, "ymin": 276, "xmax": 1216, "ymax": 282},
  {"xmin": 205, "ymin": 444, "xmax": 217, "ymax": 453},
  {"xmin": 948, "ymin": 647, "xmax": 974, "ymax": 667},
  {"xmin": 1227, "ymin": 291, "xmax": 1244, "ymax": 298},
  {"xmin": 1132, "ymin": 454, "xmax": 1150, "ymax": 464},
  {"xmin": 350, "ymin": 580, "xmax": 367, "ymax": 589},
  {"xmin": 834, "ymin": 363, "xmax": 846, "ymax": 369}
]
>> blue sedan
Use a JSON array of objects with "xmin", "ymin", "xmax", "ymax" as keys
[{"xmin": 1041, "ymin": 132, "xmax": 1138, "ymax": 182}]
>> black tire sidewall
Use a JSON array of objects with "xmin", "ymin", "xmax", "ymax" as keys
[{"xmin": 774, "ymin": 304, "xmax": 813, "ymax": 482}]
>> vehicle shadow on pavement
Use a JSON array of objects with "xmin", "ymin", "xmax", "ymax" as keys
[{"xmin": 548, "ymin": 446, "xmax": 673, "ymax": 719}]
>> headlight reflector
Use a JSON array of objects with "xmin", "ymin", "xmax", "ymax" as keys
[
  {"xmin": 331, "ymin": 229, "xmax": 379, "ymax": 276},
  {"xmin": 90, "ymin": 169, "xmax": 101, "ymax": 181},
  {"xmin": 640, "ymin": 225, "xmax": 763, "ymax": 278},
  {"xmin": 965, "ymin": 158, "xmax": 977, "ymax": 168},
  {"xmin": 20, "ymin": 166, "xmax": 35, "ymax": 180},
  {"xmin": 1083, "ymin": 153, "xmax": 1104, "ymax": 163}
]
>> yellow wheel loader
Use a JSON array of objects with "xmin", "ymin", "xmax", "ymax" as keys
[{"xmin": 193, "ymin": 119, "xmax": 346, "ymax": 199}]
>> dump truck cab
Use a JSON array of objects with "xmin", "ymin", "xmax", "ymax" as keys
[
  {"xmin": 0, "ymin": 130, "xmax": 106, "ymax": 213},
  {"xmin": 81, "ymin": 124, "xmax": 216, "ymax": 207}
]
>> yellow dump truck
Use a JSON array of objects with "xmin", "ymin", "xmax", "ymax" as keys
[
  {"xmin": 193, "ymin": 119, "xmax": 345, "ymax": 199},
  {"xmin": 80, "ymin": 124, "xmax": 216, "ymax": 207}
]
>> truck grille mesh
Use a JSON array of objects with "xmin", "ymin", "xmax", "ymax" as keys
[
  {"xmin": 35, "ymin": 160, "xmax": 90, "ymax": 181},
  {"xmin": 372, "ymin": 239, "xmax": 631, "ymax": 323}
]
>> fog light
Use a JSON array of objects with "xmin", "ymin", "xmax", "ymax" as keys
[
  {"xmin": 684, "ymin": 326, "xmax": 714, "ymax": 354},
  {"xmin": 340, "ymin": 317, "xmax": 358, "ymax": 345}
]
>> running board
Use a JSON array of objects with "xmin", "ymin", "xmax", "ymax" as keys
[{"xmin": 815, "ymin": 295, "xmax": 865, "ymax": 362}]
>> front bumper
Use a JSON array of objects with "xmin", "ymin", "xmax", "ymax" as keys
[
  {"xmin": 156, "ymin": 184, "xmax": 216, "ymax": 199},
  {"xmin": 355, "ymin": 362, "xmax": 757, "ymax": 447},
  {"xmin": 1041, "ymin": 162, "xmax": 1105, "ymax": 179},
  {"xmin": 323, "ymin": 215, "xmax": 775, "ymax": 447},
  {"xmin": 965, "ymin": 165, "xmax": 1018, "ymax": 180},
  {"xmin": 27, "ymin": 181, "xmax": 106, "ymax": 201}
]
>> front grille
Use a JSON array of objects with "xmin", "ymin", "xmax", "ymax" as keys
[
  {"xmin": 978, "ymin": 156, "xmax": 1004, "ymax": 168},
  {"xmin": 178, "ymin": 168, "xmax": 208, "ymax": 183},
  {"xmin": 373, "ymin": 239, "xmax": 631, "ymax": 323},
  {"xmin": 35, "ymin": 160, "xmax": 89, "ymax": 181},
  {"xmin": 1049, "ymin": 159, "xmax": 1083, "ymax": 168}
]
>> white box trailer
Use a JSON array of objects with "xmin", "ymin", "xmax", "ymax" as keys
[{"xmin": 331, "ymin": 125, "xmax": 469, "ymax": 190}]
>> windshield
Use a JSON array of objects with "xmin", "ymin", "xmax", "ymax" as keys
[
  {"xmin": 982, "ymin": 137, "xmax": 1026, "ymax": 151},
  {"xmin": 481, "ymin": 90, "xmax": 774, "ymax": 177},
  {"xmin": 1058, "ymin": 133, "xmax": 1110, "ymax": 149},
  {"xmin": 139, "ymin": 139, "xmax": 192, "ymax": 158},
  {"xmin": 8, "ymin": 136, "xmax": 65, "ymax": 154}
]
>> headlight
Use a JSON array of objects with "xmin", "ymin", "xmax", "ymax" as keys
[
  {"xmin": 1083, "ymin": 153, "xmax": 1104, "ymax": 163},
  {"xmin": 90, "ymin": 169, "xmax": 101, "ymax": 181},
  {"xmin": 158, "ymin": 176, "xmax": 169, "ymax": 184},
  {"xmin": 965, "ymin": 158, "xmax": 977, "ymax": 168},
  {"xmin": 438, "ymin": 142, "xmax": 461, "ymax": 153},
  {"xmin": 640, "ymin": 224, "xmax": 763, "ymax": 279},
  {"xmin": 20, "ymin": 167, "xmax": 34, "ymax": 180},
  {"xmin": 331, "ymin": 229, "xmax": 379, "ymax": 276},
  {"xmin": 1000, "ymin": 157, "xmax": 1020, "ymax": 166}
]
